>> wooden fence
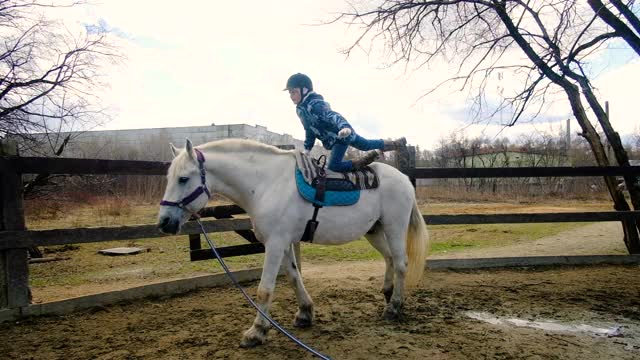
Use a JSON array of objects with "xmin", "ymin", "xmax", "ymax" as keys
[{"xmin": 1, "ymin": 141, "xmax": 640, "ymax": 311}]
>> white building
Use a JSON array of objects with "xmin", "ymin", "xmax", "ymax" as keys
[{"xmin": 34, "ymin": 124, "xmax": 304, "ymax": 161}]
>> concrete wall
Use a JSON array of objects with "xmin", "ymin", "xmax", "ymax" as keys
[
  {"xmin": 74, "ymin": 123, "xmax": 301, "ymax": 148},
  {"xmin": 30, "ymin": 124, "xmax": 304, "ymax": 161}
]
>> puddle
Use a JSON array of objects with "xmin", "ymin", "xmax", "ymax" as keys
[{"xmin": 466, "ymin": 311, "xmax": 623, "ymax": 337}]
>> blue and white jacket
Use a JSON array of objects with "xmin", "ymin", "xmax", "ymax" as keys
[{"xmin": 296, "ymin": 92, "xmax": 355, "ymax": 150}]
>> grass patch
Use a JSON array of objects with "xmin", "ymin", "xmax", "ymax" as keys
[
  {"xmin": 30, "ymin": 232, "xmax": 265, "ymax": 288},
  {"xmin": 24, "ymin": 197, "xmax": 602, "ymax": 297},
  {"xmin": 298, "ymin": 222, "xmax": 586, "ymax": 260},
  {"xmin": 29, "ymin": 221, "xmax": 587, "ymax": 288},
  {"xmin": 26, "ymin": 202, "xmax": 160, "ymax": 230},
  {"xmin": 428, "ymin": 222, "xmax": 584, "ymax": 255}
]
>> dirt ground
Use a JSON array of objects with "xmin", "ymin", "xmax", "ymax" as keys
[
  {"xmin": 2, "ymin": 261, "xmax": 640, "ymax": 359},
  {"xmin": 2, "ymin": 221, "xmax": 640, "ymax": 359}
]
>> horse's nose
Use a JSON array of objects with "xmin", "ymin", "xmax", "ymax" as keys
[
  {"xmin": 159, "ymin": 216, "xmax": 170, "ymax": 228},
  {"xmin": 158, "ymin": 216, "xmax": 178, "ymax": 234}
]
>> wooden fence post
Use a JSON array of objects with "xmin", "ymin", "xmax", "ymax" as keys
[
  {"xmin": 0, "ymin": 140, "xmax": 30, "ymax": 309},
  {"xmin": 397, "ymin": 145, "xmax": 416, "ymax": 188},
  {"xmin": 188, "ymin": 234, "xmax": 202, "ymax": 261}
]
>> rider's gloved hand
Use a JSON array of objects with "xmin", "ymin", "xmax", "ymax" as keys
[
  {"xmin": 303, "ymin": 149, "xmax": 311, "ymax": 156},
  {"xmin": 337, "ymin": 128, "xmax": 352, "ymax": 139}
]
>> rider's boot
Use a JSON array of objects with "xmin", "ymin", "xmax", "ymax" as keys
[
  {"xmin": 351, "ymin": 151, "xmax": 380, "ymax": 170},
  {"xmin": 383, "ymin": 137, "xmax": 407, "ymax": 152}
]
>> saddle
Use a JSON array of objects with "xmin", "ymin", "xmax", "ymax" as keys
[{"xmin": 294, "ymin": 151, "xmax": 379, "ymax": 207}]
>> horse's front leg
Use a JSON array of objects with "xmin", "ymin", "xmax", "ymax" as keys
[
  {"xmin": 283, "ymin": 243, "xmax": 314, "ymax": 328},
  {"xmin": 240, "ymin": 241, "xmax": 286, "ymax": 348}
]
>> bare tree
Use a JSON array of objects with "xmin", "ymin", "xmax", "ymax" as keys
[
  {"xmin": 632, "ymin": 126, "xmax": 640, "ymax": 159},
  {"xmin": 339, "ymin": 0, "xmax": 640, "ymax": 252},
  {"xmin": 1, "ymin": 1, "xmax": 119, "ymax": 152},
  {"xmin": 0, "ymin": 0, "xmax": 121, "ymax": 196},
  {"xmin": 433, "ymin": 135, "xmax": 453, "ymax": 168}
]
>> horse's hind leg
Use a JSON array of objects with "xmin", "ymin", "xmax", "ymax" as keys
[
  {"xmin": 240, "ymin": 240, "xmax": 286, "ymax": 348},
  {"xmin": 382, "ymin": 222, "xmax": 410, "ymax": 321},
  {"xmin": 365, "ymin": 224, "xmax": 394, "ymax": 304},
  {"xmin": 283, "ymin": 244, "xmax": 314, "ymax": 328}
]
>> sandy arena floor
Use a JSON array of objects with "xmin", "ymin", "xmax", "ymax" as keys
[{"xmin": 2, "ymin": 261, "xmax": 640, "ymax": 359}]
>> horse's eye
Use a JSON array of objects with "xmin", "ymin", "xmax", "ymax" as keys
[{"xmin": 178, "ymin": 177, "xmax": 189, "ymax": 184}]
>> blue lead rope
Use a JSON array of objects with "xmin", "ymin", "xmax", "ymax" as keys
[{"xmin": 195, "ymin": 219, "xmax": 332, "ymax": 360}]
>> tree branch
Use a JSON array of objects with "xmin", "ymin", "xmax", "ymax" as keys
[{"xmin": 588, "ymin": 0, "xmax": 640, "ymax": 56}]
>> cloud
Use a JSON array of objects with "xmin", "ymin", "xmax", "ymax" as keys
[
  {"xmin": 66, "ymin": 0, "xmax": 640, "ymax": 151},
  {"xmin": 590, "ymin": 59, "xmax": 640, "ymax": 135}
]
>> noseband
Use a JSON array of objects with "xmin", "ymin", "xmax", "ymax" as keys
[{"xmin": 160, "ymin": 148, "xmax": 211, "ymax": 209}]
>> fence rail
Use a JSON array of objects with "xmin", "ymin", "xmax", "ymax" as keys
[
  {"xmin": 3, "ymin": 156, "xmax": 639, "ymax": 178},
  {"xmin": 3, "ymin": 208, "xmax": 640, "ymax": 251},
  {"xmin": 0, "ymin": 156, "xmax": 169, "ymax": 175},
  {"xmin": 406, "ymin": 166, "xmax": 640, "ymax": 178},
  {"xmin": 427, "ymin": 211, "xmax": 640, "ymax": 225},
  {"xmin": 0, "ymin": 216, "xmax": 253, "ymax": 250}
]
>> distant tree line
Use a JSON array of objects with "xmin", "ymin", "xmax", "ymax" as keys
[{"xmin": 415, "ymin": 130, "xmax": 640, "ymax": 168}]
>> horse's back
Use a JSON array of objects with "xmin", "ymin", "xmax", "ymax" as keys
[
  {"xmin": 288, "ymin": 161, "xmax": 415, "ymax": 245},
  {"xmin": 368, "ymin": 161, "xmax": 417, "ymax": 227},
  {"xmin": 369, "ymin": 161, "xmax": 415, "ymax": 198}
]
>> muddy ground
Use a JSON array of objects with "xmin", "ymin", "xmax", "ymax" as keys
[{"xmin": 2, "ymin": 261, "xmax": 640, "ymax": 360}]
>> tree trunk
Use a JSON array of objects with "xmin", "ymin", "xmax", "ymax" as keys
[
  {"xmin": 609, "ymin": 0, "xmax": 640, "ymax": 35},
  {"xmin": 564, "ymin": 86, "xmax": 640, "ymax": 253},
  {"xmin": 578, "ymin": 81, "xmax": 640, "ymax": 212},
  {"xmin": 495, "ymin": 3, "xmax": 640, "ymax": 253}
]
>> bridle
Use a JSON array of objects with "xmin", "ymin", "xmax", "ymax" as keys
[{"xmin": 160, "ymin": 148, "xmax": 211, "ymax": 210}]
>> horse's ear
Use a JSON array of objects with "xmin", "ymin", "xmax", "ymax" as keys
[
  {"xmin": 185, "ymin": 138, "xmax": 195, "ymax": 161},
  {"xmin": 169, "ymin": 143, "xmax": 180, "ymax": 158}
]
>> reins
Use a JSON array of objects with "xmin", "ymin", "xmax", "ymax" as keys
[
  {"xmin": 195, "ymin": 219, "xmax": 331, "ymax": 360},
  {"xmin": 160, "ymin": 148, "xmax": 331, "ymax": 360}
]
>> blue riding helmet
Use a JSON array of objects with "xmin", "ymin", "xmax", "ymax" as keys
[{"xmin": 284, "ymin": 73, "xmax": 313, "ymax": 91}]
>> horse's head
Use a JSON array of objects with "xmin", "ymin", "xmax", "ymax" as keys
[{"xmin": 157, "ymin": 139, "xmax": 211, "ymax": 234}]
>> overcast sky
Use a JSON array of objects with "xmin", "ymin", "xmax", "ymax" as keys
[{"xmin": 65, "ymin": 0, "xmax": 640, "ymax": 150}]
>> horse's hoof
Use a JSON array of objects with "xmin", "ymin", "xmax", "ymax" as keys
[
  {"xmin": 293, "ymin": 316, "xmax": 313, "ymax": 328},
  {"xmin": 293, "ymin": 305, "xmax": 314, "ymax": 328},
  {"xmin": 240, "ymin": 336, "xmax": 264, "ymax": 348},
  {"xmin": 383, "ymin": 309, "xmax": 400, "ymax": 321},
  {"xmin": 383, "ymin": 303, "xmax": 403, "ymax": 321}
]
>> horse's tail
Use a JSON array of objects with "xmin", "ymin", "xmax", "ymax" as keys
[{"xmin": 405, "ymin": 199, "xmax": 429, "ymax": 288}]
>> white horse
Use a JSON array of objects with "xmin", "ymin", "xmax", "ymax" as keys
[{"xmin": 157, "ymin": 138, "xmax": 429, "ymax": 348}]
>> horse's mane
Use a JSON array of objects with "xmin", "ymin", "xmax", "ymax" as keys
[
  {"xmin": 199, "ymin": 138, "xmax": 293, "ymax": 155},
  {"xmin": 169, "ymin": 138, "xmax": 293, "ymax": 177}
]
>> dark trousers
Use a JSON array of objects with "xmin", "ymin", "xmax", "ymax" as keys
[{"xmin": 328, "ymin": 135, "xmax": 384, "ymax": 172}]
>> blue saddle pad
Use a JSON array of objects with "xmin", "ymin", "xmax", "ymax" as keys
[{"xmin": 295, "ymin": 169, "xmax": 360, "ymax": 206}]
